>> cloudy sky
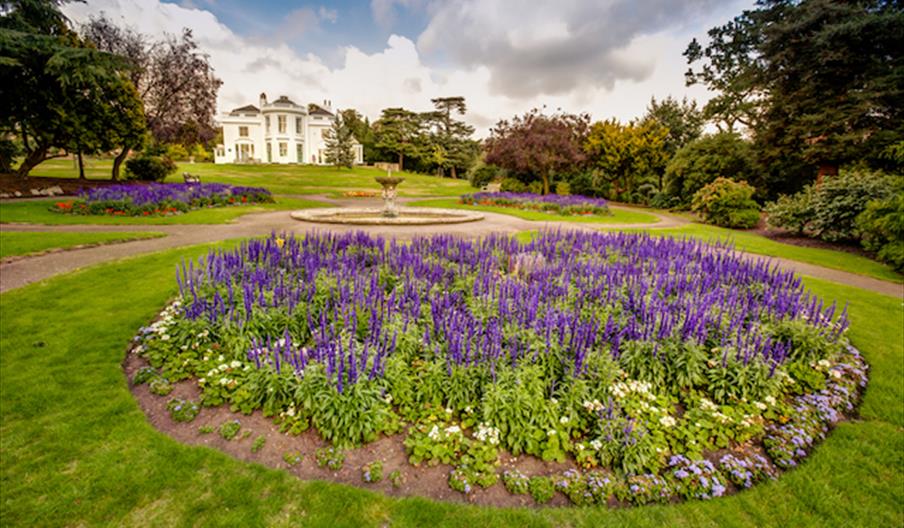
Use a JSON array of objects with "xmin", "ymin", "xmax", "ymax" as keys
[{"xmin": 62, "ymin": 0, "xmax": 751, "ymax": 136}]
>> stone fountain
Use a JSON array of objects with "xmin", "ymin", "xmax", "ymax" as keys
[
  {"xmin": 291, "ymin": 171, "xmax": 484, "ymax": 226},
  {"xmin": 374, "ymin": 173, "xmax": 405, "ymax": 218}
]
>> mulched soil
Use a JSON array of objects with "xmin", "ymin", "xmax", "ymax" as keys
[{"xmin": 124, "ymin": 352, "xmax": 575, "ymax": 508}]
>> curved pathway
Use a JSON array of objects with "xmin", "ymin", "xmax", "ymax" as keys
[{"xmin": 1, "ymin": 200, "xmax": 901, "ymax": 298}]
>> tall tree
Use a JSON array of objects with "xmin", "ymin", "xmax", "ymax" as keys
[
  {"xmin": 339, "ymin": 108, "xmax": 375, "ymax": 162},
  {"xmin": 485, "ymin": 109, "xmax": 589, "ymax": 194},
  {"xmin": 427, "ymin": 96, "xmax": 477, "ymax": 178},
  {"xmin": 323, "ymin": 110, "xmax": 356, "ymax": 169},
  {"xmin": 687, "ymin": 0, "xmax": 904, "ymax": 193},
  {"xmin": 82, "ymin": 16, "xmax": 221, "ymax": 179},
  {"xmin": 373, "ymin": 107, "xmax": 423, "ymax": 170},
  {"xmin": 640, "ymin": 96, "xmax": 705, "ymax": 191},
  {"xmin": 0, "ymin": 0, "xmax": 146, "ymax": 177},
  {"xmin": 584, "ymin": 119, "xmax": 669, "ymax": 201}
]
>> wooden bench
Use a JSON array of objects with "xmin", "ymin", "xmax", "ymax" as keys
[{"xmin": 182, "ymin": 172, "xmax": 201, "ymax": 184}]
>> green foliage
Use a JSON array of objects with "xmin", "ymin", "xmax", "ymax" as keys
[
  {"xmin": 166, "ymin": 398, "xmax": 200, "ymax": 422},
  {"xmin": 389, "ymin": 469, "xmax": 404, "ymax": 488},
  {"xmin": 584, "ymin": 118, "xmax": 670, "ymax": 204},
  {"xmin": 315, "ymin": 446, "xmax": 345, "ymax": 471},
  {"xmin": 148, "ymin": 377, "xmax": 173, "ymax": 396},
  {"xmin": 165, "ymin": 144, "xmax": 189, "ymax": 161},
  {"xmin": 323, "ymin": 110, "xmax": 357, "ymax": 169},
  {"xmin": 686, "ymin": 1, "xmax": 904, "ymax": 192},
  {"xmin": 125, "ymin": 153, "xmax": 178, "ymax": 182},
  {"xmin": 467, "ymin": 161, "xmax": 502, "ymax": 189},
  {"xmin": 499, "ymin": 177, "xmax": 527, "ymax": 193},
  {"xmin": 198, "ymin": 424, "xmax": 214, "ymax": 434},
  {"xmin": 501, "ymin": 469, "xmax": 529, "ymax": 494},
  {"xmin": 766, "ymin": 169, "xmax": 897, "ymax": 242},
  {"xmin": 250, "ymin": 435, "xmax": 266, "ymax": 453},
  {"xmin": 0, "ymin": 2, "xmax": 147, "ymax": 178},
  {"xmin": 555, "ymin": 181, "xmax": 571, "ymax": 195},
  {"xmin": 132, "ymin": 366, "xmax": 159, "ymax": 385},
  {"xmin": 664, "ymin": 133, "xmax": 756, "ymax": 206},
  {"xmin": 528, "ymin": 475, "xmax": 556, "ymax": 504},
  {"xmin": 481, "ymin": 366, "xmax": 565, "ymax": 461},
  {"xmin": 282, "ymin": 451, "xmax": 303, "ymax": 466},
  {"xmin": 361, "ymin": 460, "xmax": 383, "ymax": 483},
  {"xmin": 856, "ymin": 179, "xmax": 904, "ymax": 271},
  {"xmin": 691, "ymin": 177, "xmax": 760, "ymax": 228},
  {"xmin": 218, "ymin": 419, "xmax": 241, "ymax": 440}
]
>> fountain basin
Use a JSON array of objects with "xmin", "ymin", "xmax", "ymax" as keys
[{"xmin": 291, "ymin": 207, "xmax": 484, "ymax": 225}]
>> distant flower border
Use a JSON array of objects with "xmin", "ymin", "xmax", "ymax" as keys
[
  {"xmin": 460, "ymin": 191, "xmax": 610, "ymax": 216},
  {"xmin": 52, "ymin": 183, "xmax": 273, "ymax": 217}
]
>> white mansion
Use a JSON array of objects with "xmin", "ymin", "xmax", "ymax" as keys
[{"xmin": 214, "ymin": 93, "xmax": 363, "ymax": 165}]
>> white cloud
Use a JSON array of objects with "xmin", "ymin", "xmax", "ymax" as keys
[{"xmin": 62, "ymin": 0, "xmax": 746, "ymax": 137}]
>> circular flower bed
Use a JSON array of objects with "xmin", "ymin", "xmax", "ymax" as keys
[
  {"xmin": 133, "ymin": 231, "xmax": 867, "ymax": 506},
  {"xmin": 52, "ymin": 183, "xmax": 273, "ymax": 216},
  {"xmin": 460, "ymin": 191, "xmax": 610, "ymax": 216}
]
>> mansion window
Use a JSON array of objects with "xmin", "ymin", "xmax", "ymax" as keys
[
  {"xmin": 265, "ymin": 116, "xmax": 270, "ymax": 130},
  {"xmin": 296, "ymin": 117, "xmax": 302, "ymax": 134},
  {"xmin": 238, "ymin": 126, "xmax": 249, "ymax": 137},
  {"xmin": 278, "ymin": 115, "xmax": 287, "ymax": 133},
  {"xmin": 279, "ymin": 142, "xmax": 287, "ymax": 156}
]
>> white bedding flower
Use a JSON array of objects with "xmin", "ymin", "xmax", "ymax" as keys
[
  {"xmin": 659, "ymin": 416, "xmax": 677, "ymax": 428},
  {"xmin": 427, "ymin": 425, "xmax": 441, "ymax": 441}
]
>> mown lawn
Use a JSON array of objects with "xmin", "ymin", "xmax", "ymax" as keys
[
  {"xmin": 409, "ymin": 198, "xmax": 660, "ymax": 224},
  {"xmin": 0, "ymin": 231, "xmax": 164, "ymax": 259},
  {"xmin": 0, "ymin": 196, "xmax": 324, "ymax": 225},
  {"xmin": 27, "ymin": 158, "xmax": 472, "ymax": 197},
  {"xmin": 0, "ymin": 240, "xmax": 901, "ymax": 527}
]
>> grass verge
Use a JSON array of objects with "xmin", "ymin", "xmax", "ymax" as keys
[
  {"xmin": 0, "ymin": 196, "xmax": 324, "ymax": 225},
  {"xmin": 0, "ymin": 231, "xmax": 164, "ymax": 259}
]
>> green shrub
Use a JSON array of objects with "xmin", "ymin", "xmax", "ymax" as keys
[
  {"xmin": 527, "ymin": 181, "xmax": 544, "ymax": 195},
  {"xmin": 764, "ymin": 189, "xmax": 813, "ymax": 235},
  {"xmin": 361, "ymin": 460, "xmax": 384, "ymax": 483},
  {"xmin": 218, "ymin": 419, "xmax": 241, "ymax": 440},
  {"xmin": 566, "ymin": 171, "xmax": 607, "ymax": 198},
  {"xmin": 528, "ymin": 475, "xmax": 556, "ymax": 503},
  {"xmin": 251, "ymin": 435, "xmax": 266, "ymax": 453},
  {"xmin": 691, "ymin": 177, "xmax": 760, "ymax": 228},
  {"xmin": 468, "ymin": 163, "xmax": 503, "ymax": 189},
  {"xmin": 766, "ymin": 169, "xmax": 896, "ymax": 242},
  {"xmin": 500, "ymin": 177, "xmax": 527, "ymax": 193},
  {"xmin": 664, "ymin": 133, "xmax": 756, "ymax": 207},
  {"xmin": 315, "ymin": 446, "xmax": 346, "ymax": 470},
  {"xmin": 555, "ymin": 181, "xmax": 571, "ymax": 195},
  {"xmin": 856, "ymin": 179, "xmax": 904, "ymax": 271},
  {"xmin": 166, "ymin": 398, "xmax": 200, "ymax": 422},
  {"xmin": 282, "ymin": 451, "xmax": 304, "ymax": 466},
  {"xmin": 164, "ymin": 143, "xmax": 189, "ymax": 161},
  {"xmin": 125, "ymin": 153, "xmax": 177, "ymax": 182}
]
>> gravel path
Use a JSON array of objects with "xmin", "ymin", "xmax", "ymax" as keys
[{"xmin": 1, "ymin": 202, "xmax": 901, "ymax": 298}]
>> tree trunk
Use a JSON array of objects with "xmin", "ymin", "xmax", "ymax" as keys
[
  {"xmin": 398, "ymin": 152, "xmax": 404, "ymax": 171},
  {"xmin": 15, "ymin": 148, "xmax": 47, "ymax": 179},
  {"xmin": 542, "ymin": 173, "xmax": 550, "ymax": 194},
  {"xmin": 111, "ymin": 146, "xmax": 130, "ymax": 180},
  {"xmin": 451, "ymin": 166, "xmax": 457, "ymax": 179},
  {"xmin": 77, "ymin": 150, "xmax": 85, "ymax": 179}
]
